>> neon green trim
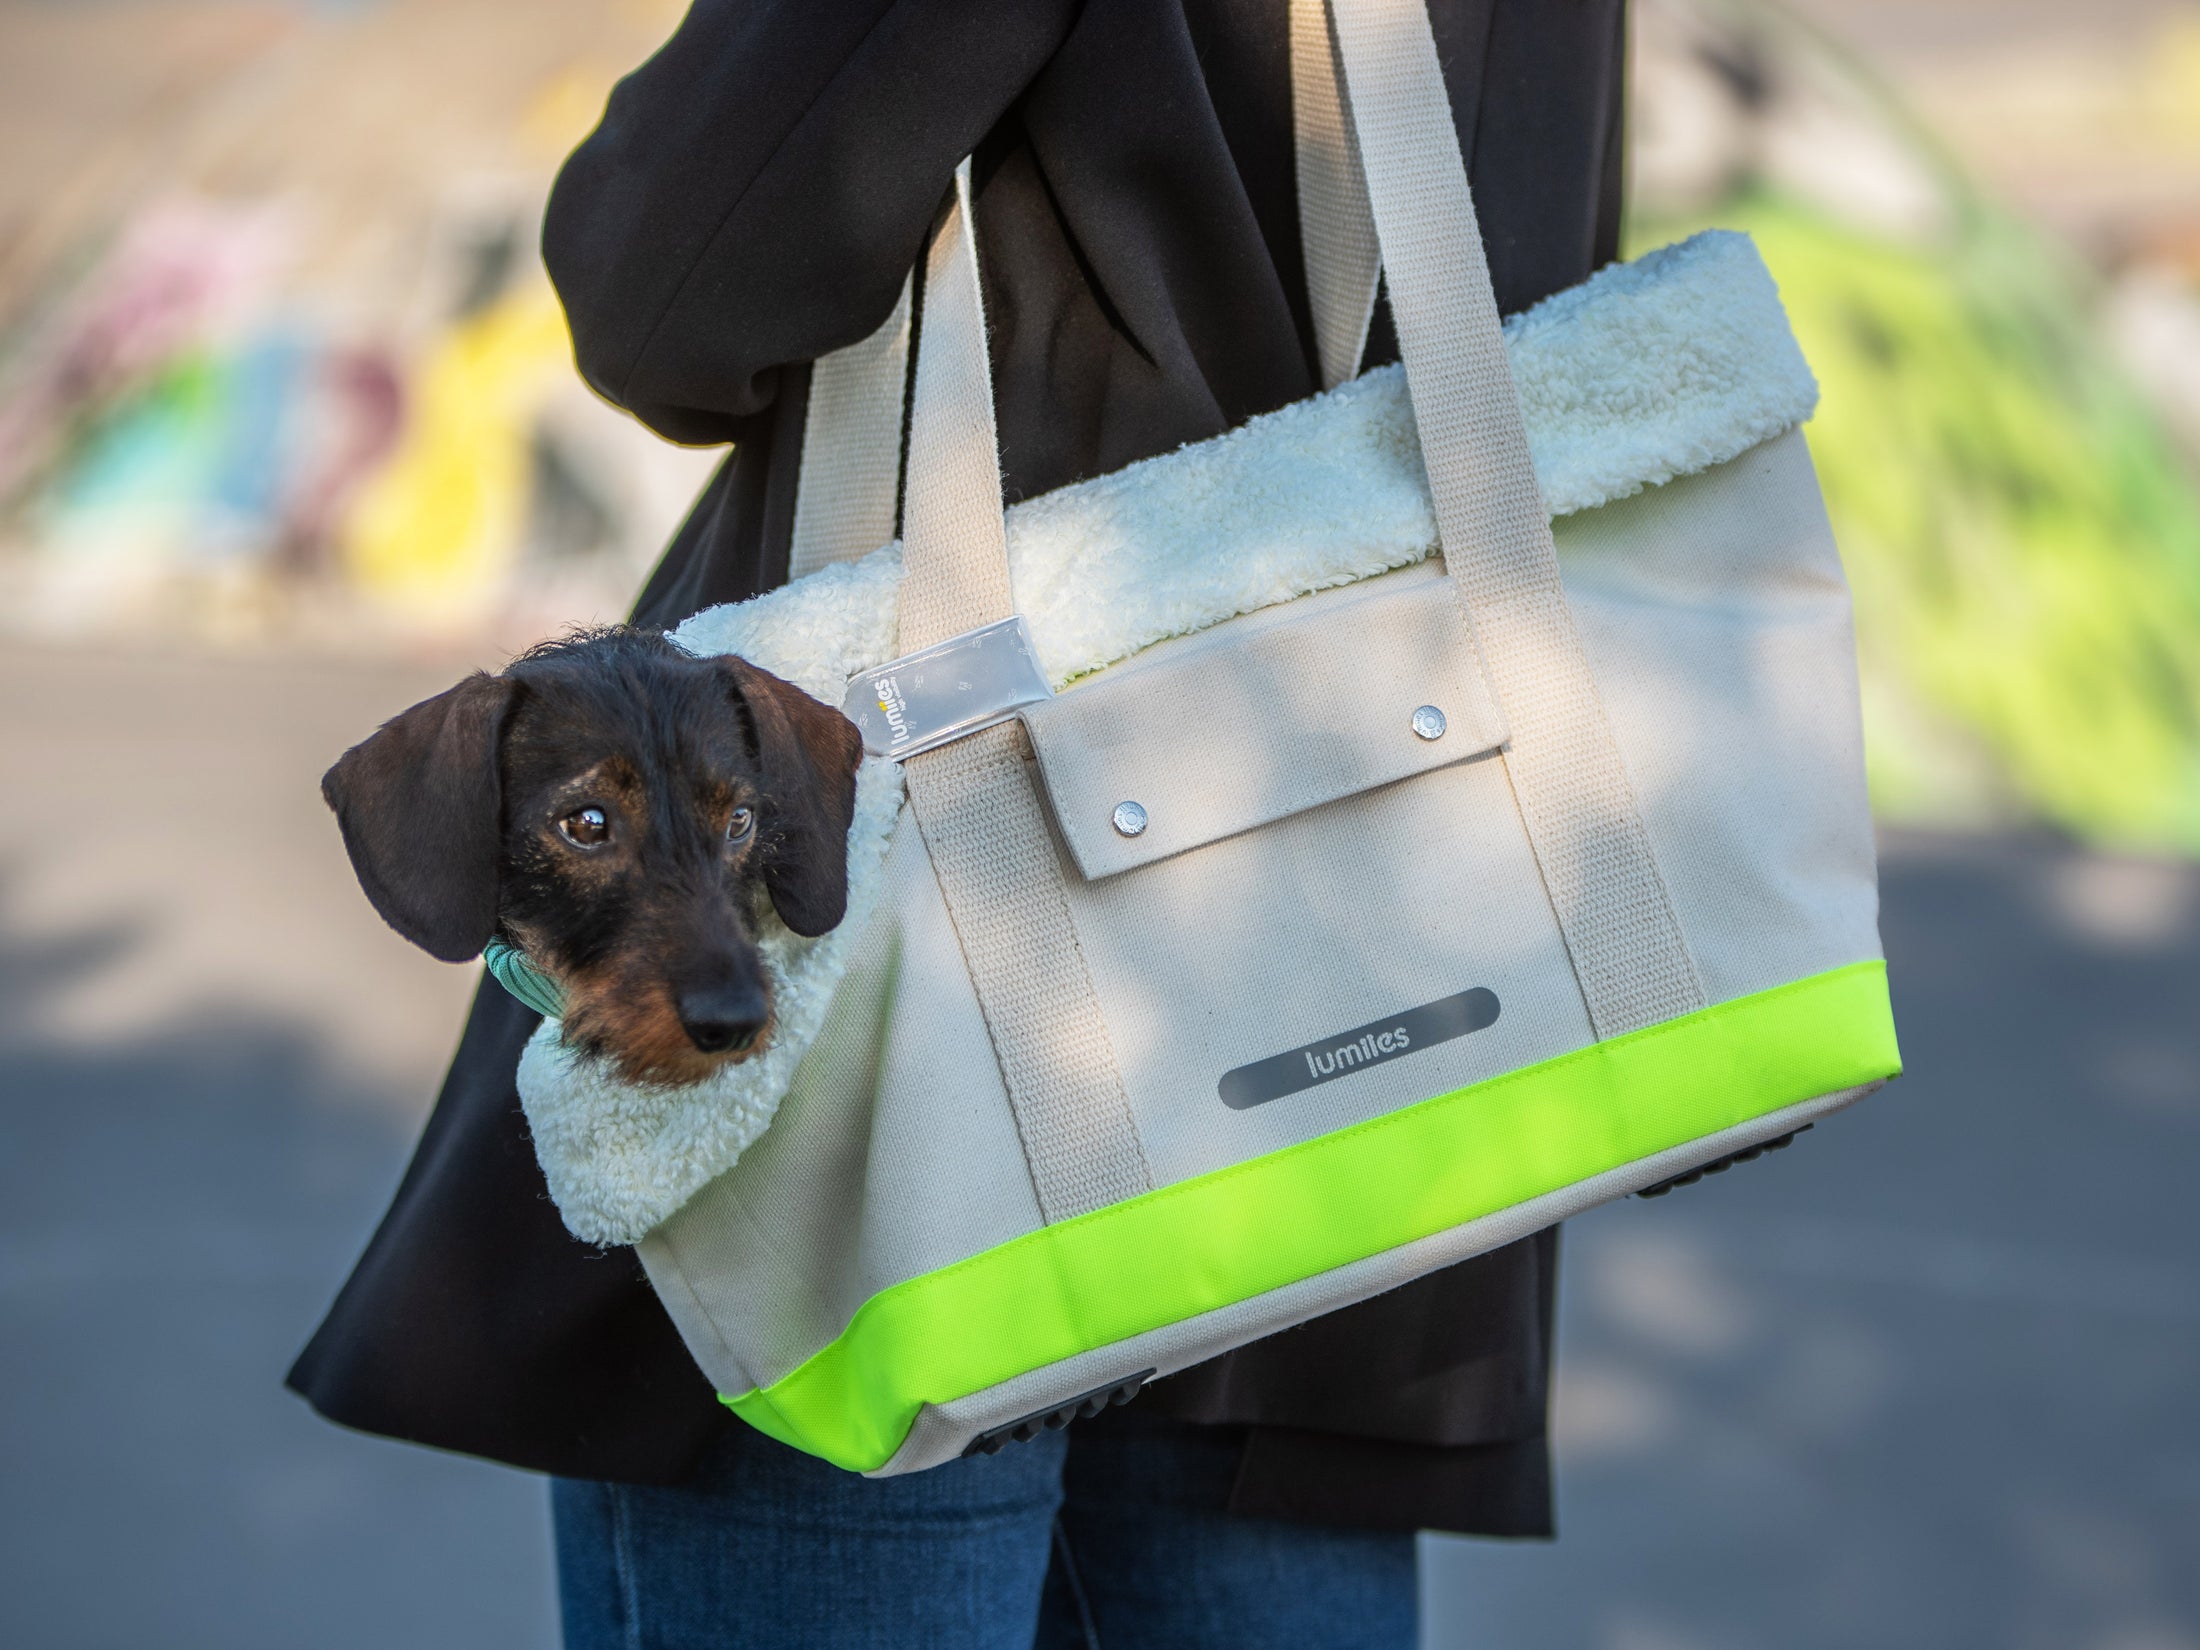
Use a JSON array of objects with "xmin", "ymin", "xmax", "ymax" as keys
[{"xmin": 724, "ymin": 961, "xmax": 1899, "ymax": 1469}]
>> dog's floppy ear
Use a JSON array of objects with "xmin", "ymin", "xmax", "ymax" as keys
[
  {"xmin": 721, "ymin": 657, "xmax": 863, "ymax": 937},
  {"xmin": 321, "ymin": 671, "xmax": 519, "ymax": 963}
]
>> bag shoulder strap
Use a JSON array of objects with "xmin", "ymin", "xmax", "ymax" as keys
[
  {"xmin": 793, "ymin": 5, "xmax": 1377, "ymax": 555},
  {"xmin": 888, "ymin": 2, "xmax": 1702, "ymax": 1044},
  {"xmin": 788, "ymin": 277, "xmax": 912, "ymax": 580},
  {"xmin": 802, "ymin": 0, "xmax": 1703, "ymax": 1221},
  {"xmin": 899, "ymin": 167, "xmax": 1153, "ymax": 1223},
  {"xmin": 1292, "ymin": 0, "xmax": 1381, "ymax": 390},
  {"xmin": 896, "ymin": 170, "xmax": 1018, "ymax": 650},
  {"xmin": 1326, "ymin": 0, "xmax": 1702, "ymax": 1035}
]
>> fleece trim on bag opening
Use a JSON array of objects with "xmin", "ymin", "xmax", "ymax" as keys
[{"xmin": 517, "ymin": 229, "xmax": 1820, "ymax": 1247}]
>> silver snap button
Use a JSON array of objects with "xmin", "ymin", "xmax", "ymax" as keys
[
  {"xmin": 1111, "ymin": 801, "xmax": 1149, "ymax": 838},
  {"xmin": 1411, "ymin": 705, "xmax": 1447, "ymax": 741}
]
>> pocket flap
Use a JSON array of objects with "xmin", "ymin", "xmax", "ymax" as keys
[{"xmin": 1020, "ymin": 565, "xmax": 1508, "ymax": 879}]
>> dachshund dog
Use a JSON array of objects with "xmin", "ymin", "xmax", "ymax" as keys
[{"xmin": 322, "ymin": 627, "xmax": 863, "ymax": 1086}]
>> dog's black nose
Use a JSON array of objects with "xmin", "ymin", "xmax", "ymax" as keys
[{"xmin": 677, "ymin": 984, "xmax": 769, "ymax": 1054}]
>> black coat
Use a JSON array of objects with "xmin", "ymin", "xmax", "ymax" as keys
[{"xmin": 289, "ymin": 0, "xmax": 1626, "ymax": 1537}]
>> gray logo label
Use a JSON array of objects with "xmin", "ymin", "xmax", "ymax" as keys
[{"xmin": 1218, "ymin": 988, "xmax": 1500, "ymax": 1109}]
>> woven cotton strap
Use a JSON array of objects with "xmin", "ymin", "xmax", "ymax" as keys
[
  {"xmin": 895, "ymin": 170, "xmax": 1018, "ymax": 651},
  {"xmin": 1291, "ymin": 0, "xmax": 1380, "ymax": 390},
  {"xmin": 1326, "ymin": 0, "xmax": 1703, "ymax": 1035},
  {"xmin": 896, "ymin": 165, "xmax": 1153, "ymax": 1222},
  {"xmin": 904, "ymin": 721, "xmax": 1156, "ymax": 1221},
  {"xmin": 788, "ymin": 275, "xmax": 911, "ymax": 579}
]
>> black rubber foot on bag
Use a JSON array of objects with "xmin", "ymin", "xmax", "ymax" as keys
[
  {"xmin": 1634, "ymin": 1125, "xmax": 1811, "ymax": 1200},
  {"xmin": 962, "ymin": 1370, "xmax": 1155, "ymax": 1458}
]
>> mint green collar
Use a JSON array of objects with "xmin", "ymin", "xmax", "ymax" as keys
[{"xmin": 484, "ymin": 939, "xmax": 566, "ymax": 1020}]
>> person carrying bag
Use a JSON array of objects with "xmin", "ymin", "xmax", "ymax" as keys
[{"xmin": 291, "ymin": 2, "xmax": 1894, "ymax": 1644}]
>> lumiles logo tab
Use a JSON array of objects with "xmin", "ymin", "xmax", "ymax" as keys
[
  {"xmin": 875, "ymin": 675, "xmax": 912, "ymax": 750},
  {"xmin": 1305, "ymin": 1026, "xmax": 1413, "ymax": 1079},
  {"xmin": 1219, "ymin": 988, "xmax": 1500, "ymax": 1109}
]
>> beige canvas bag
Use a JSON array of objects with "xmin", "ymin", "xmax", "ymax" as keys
[{"xmin": 512, "ymin": 0, "xmax": 1901, "ymax": 1475}]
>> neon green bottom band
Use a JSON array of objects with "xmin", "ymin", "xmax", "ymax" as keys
[{"xmin": 725, "ymin": 961, "xmax": 1900, "ymax": 1470}]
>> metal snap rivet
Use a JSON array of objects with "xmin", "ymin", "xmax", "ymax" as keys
[
  {"xmin": 1411, "ymin": 705, "xmax": 1448, "ymax": 741},
  {"xmin": 1111, "ymin": 801, "xmax": 1149, "ymax": 837}
]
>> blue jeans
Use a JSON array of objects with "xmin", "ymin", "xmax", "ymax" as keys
[{"xmin": 552, "ymin": 1410, "xmax": 1417, "ymax": 1649}]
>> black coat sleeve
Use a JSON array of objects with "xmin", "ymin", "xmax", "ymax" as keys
[{"xmin": 542, "ymin": 0, "xmax": 1080, "ymax": 446}]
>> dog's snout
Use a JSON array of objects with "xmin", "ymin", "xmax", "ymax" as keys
[{"xmin": 676, "ymin": 982, "xmax": 769, "ymax": 1054}]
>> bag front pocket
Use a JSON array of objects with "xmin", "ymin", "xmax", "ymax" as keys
[{"xmin": 1021, "ymin": 563, "xmax": 1507, "ymax": 879}]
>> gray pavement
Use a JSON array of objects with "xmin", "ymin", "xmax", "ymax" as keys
[
  {"xmin": 2, "ymin": 642, "xmax": 2196, "ymax": 1650},
  {"xmin": 1424, "ymin": 835, "xmax": 2200, "ymax": 1650},
  {"xmin": 0, "ymin": 641, "xmax": 553, "ymax": 1650}
]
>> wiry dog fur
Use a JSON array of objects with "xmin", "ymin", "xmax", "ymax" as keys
[{"xmin": 322, "ymin": 627, "xmax": 863, "ymax": 1086}]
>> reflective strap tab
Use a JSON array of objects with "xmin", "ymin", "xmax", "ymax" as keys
[{"xmin": 842, "ymin": 615, "xmax": 1053, "ymax": 761}]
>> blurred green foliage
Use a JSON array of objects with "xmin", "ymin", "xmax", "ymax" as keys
[{"xmin": 1637, "ymin": 194, "xmax": 2200, "ymax": 853}]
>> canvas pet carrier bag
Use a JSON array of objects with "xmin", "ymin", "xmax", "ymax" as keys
[{"xmin": 511, "ymin": 0, "xmax": 1901, "ymax": 1474}]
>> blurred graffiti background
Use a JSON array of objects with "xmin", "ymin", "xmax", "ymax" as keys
[
  {"xmin": 1, "ymin": 3, "xmax": 2195, "ymax": 1648},
  {"xmin": 1, "ymin": 0, "xmax": 2197, "ymax": 845},
  {"xmin": 0, "ymin": 0, "xmax": 719, "ymax": 653}
]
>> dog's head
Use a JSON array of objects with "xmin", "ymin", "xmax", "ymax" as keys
[{"xmin": 322, "ymin": 628, "xmax": 863, "ymax": 1086}]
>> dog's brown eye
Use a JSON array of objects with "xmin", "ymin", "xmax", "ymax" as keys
[
  {"xmin": 726, "ymin": 807, "xmax": 755, "ymax": 844},
  {"xmin": 559, "ymin": 806, "xmax": 611, "ymax": 848}
]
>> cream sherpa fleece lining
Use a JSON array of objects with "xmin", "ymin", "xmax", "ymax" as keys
[{"xmin": 518, "ymin": 230, "xmax": 1820, "ymax": 1246}]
